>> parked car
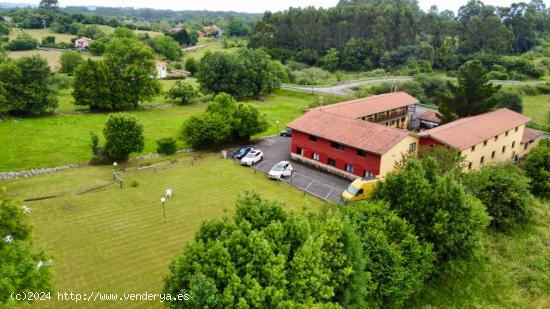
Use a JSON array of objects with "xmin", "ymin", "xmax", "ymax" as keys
[
  {"xmin": 268, "ymin": 161, "xmax": 293, "ymax": 179},
  {"xmin": 280, "ymin": 128, "xmax": 292, "ymax": 137},
  {"xmin": 240, "ymin": 149, "xmax": 264, "ymax": 166},
  {"xmin": 233, "ymin": 146, "xmax": 253, "ymax": 160}
]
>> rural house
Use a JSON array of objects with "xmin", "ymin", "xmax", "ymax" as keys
[
  {"xmin": 155, "ymin": 61, "xmax": 167, "ymax": 79},
  {"xmin": 74, "ymin": 37, "xmax": 93, "ymax": 51}
]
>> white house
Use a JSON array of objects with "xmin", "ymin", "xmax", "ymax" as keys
[
  {"xmin": 155, "ymin": 61, "xmax": 167, "ymax": 79},
  {"xmin": 75, "ymin": 37, "xmax": 93, "ymax": 51}
]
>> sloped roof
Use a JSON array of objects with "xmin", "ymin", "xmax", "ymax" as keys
[
  {"xmin": 418, "ymin": 108, "xmax": 531, "ymax": 150},
  {"xmin": 522, "ymin": 127, "xmax": 546, "ymax": 144},
  {"xmin": 310, "ymin": 92, "xmax": 418, "ymax": 119},
  {"xmin": 287, "ymin": 109, "xmax": 410, "ymax": 155},
  {"xmin": 418, "ymin": 110, "xmax": 441, "ymax": 123},
  {"xmin": 155, "ymin": 60, "xmax": 167, "ymax": 67}
]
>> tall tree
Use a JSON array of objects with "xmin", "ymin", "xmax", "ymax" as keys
[
  {"xmin": 38, "ymin": 0, "xmax": 58, "ymax": 10},
  {"xmin": 1, "ymin": 188, "xmax": 52, "ymax": 305},
  {"xmin": 438, "ymin": 60, "xmax": 500, "ymax": 123}
]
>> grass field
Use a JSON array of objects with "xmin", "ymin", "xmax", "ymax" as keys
[
  {"xmin": 413, "ymin": 200, "xmax": 550, "ymax": 308},
  {"xmin": 7, "ymin": 50, "xmax": 102, "ymax": 70},
  {"xmin": 4, "ymin": 155, "xmax": 322, "ymax": 308},
  {"xmin": 9, "ymin": 28, "xmax": 76, "ymax": 43},
  {"xmin": 0, "ymin": 89, "xmax": 340, "ymax": 172},
  {"xmin": 523, "ymin": 94, "xmax": 550, "ymax": 125}
]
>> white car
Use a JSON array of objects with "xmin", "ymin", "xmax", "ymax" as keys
[
  {"xmin": 240, "ymin": 149, "xmax": 263, "ymax": 166},
  {"xmin": 269, "ymin": 161, "xmax": 293, "ymax": 179}
]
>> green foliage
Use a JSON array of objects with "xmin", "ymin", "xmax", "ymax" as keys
[
  {"xmin": 156, "ymin": 137, "xmax": 177, "ymax": 155},
  {"xmin": 523, "ymin": 139, "xmax": 550, "ymax": 198},
  {"xmin": 166, "ymin": 81, "xmax": 199, "ymax": 105},
  {"xmin": 372, "ymin": 157, "xmax": 490, "ymax": 270},
  {"xmin": 184, "ymin": 57, "xmax": 198, "ymax": 75},
  {"xmin": 341, "ymin": 201, "xmax": 434, "ymax": 307},
  {"xmin": 38, "ymin": 0, "xmax": 58, "ymax": 10},
  {"xmin": 153, "ymin": 35, "xmax": 182, "ymax": 61},
  {"xmin": 77, "ymin": 25, "xmax": 104, "ymax": 39},
  {"xmin": 320, "ymin": 48, "xmax": 340, "ymax": 72},
  {"xmin": 87, "ymin": 40, "xmax": 105, "ymax": 56},
  {"xmin": 73, "ymin": 38, "xmax": 160, "ymax": 110},
  {"xmin": 164, "ymin": 192, "xmax": 366, "ymax": 307},
  {"xmin": 226, "ymin": 17, "xmax": 249, "ymax": 37},
  {"xmin": 102, "ymin": 113, "xmax": 144, "ymax": 162},
  {"xmin": 464, "ymin": 164, "xmax": 534, "ymax": 230},
  {"xmin": 493, "ymin": 90, "xmax": 523, "ymax": 113},
  {"xmin": 181, "ymin": 93, "xmax": 268, "ymax": 148},
  {"xmin": 439, "ymin": 60, "xmax": 500, "ymax": 123},
  {"xmin": 0, "ymin": 22, "xmax": 10, "ymax": 36},
  {"xmin": 0, "ymin": 188, "xmax": 52, "ymax": 305},
  {"xmin": 6, "ymin": 32, "xmax": 37, "ymax": 51},
  {"xmin": 59, "ymin": 51, "xmax": 84, "ymax": 74},
  {"xmin": 0, "ymin": 56, "xmax": 58, "ymax": 116},
  {"xmin": 197, "ymin": 48, "xmax": 283, "ymax": 98}
]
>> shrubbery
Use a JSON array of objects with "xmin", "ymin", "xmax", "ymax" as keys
[
  {"xmin": 464, "ymin": 164, "xmax": 534, "ymax": 230},
  {"xmin": 523, "ymin": 139, "xmax": 550, "ymax": 199},
  {"xmin": 166, "ymin": 81, "xmax": 199, "ymax": 105},
  {"xmin": 6, "ymin": 32, "xmax": 37, "ymax": 51},
  {"xmin": 59, "ymin": 51, "xmax": 84, "ymax": 74},
  {"xmin": 156, "ymin": 137, "xmax": 177, "ymax": 155},
  {"xmin": 91, "ymin": 113, "xmax": 144, "ymax": 163}
]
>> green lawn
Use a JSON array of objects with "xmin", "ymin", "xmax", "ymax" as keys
[
  {"xmin": 413, "ymin": 200, "xmax": 550, "ymax": 308},
  {"xmin": 4, "ymin": 155, "xmax": 322, "ymax": 308},
  {"xmin": 523, "ymin": 94, "xmax": 550, "ymax": 125},
  {"xmin": 9, "ymin": 28, "xmax": 76, "ymax": 43},
  {"xmin": 7, "ymin": 50, "xmax": 102, "ymax": 70},
  {"xmin": 0, "ymin": 89, "xmax": 340, "ymax": 172}
]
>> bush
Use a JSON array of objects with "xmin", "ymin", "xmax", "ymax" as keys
[
  {"xmin": 184, "ymin": 57, "xmax": 198, "ymax": 75},
  {"xmin": 156, "ymin": 137, "xmax": 177, "ymax": 155},
  {"xmin": 181, "ymin": 113, "xmax": 232, "ymax": 149},
  {"xmin": 464, "ymin": 164, "xmax": 535, "ymax": 230},
  {"xmin": 493, "ymin": 90, "xmax": 523, "ymax": 113},
  {"xmin": 130, "ymin": 179, "xmax": 140, "ymax": 187},
  {"xmin": 102, "ymin": 113, "xmax": 144, "ymax": 162},
  {"xmin": 6, "ymin": 32, "xmax": 37, "ymax": 51},
  {"xmin": 59, "ymin": 51, "xmax": 84, "ymax": 74},
  {"xmin": 486, "ymin": 70, "xmax": 509, "ymax": 80},
  {"xmin": 88, "ymin": 40, "xmax": 106, "ymax": 56},
  {"xmin": 523, "ymin": 139, "xmax": 550, "ymax": 198},
  {"xmin": 166, "ymin": 81, "xmax": 198, "ymax": 105},
  {"xmin": 41, "ymin": 35, "xmax": 55, "ymax": 45}
]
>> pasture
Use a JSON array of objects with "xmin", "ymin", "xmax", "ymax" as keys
[
  {"xmin": 8, "ymin": 28, "xmax": 76, "ymax": 43},
  {"xmin": 7, "ymin": 50, "xmax": 102, "ymax": 70},
  {"xmin": 0, "ymin": 89, "xmax": 340, "ymax": 172},
  {"xmin": 523, "ymin": 94, "xmax": 550, "ymax": 125},
  {"xmin": 4, "ymin": 155, "xmax": 322, "ymax": 308}
]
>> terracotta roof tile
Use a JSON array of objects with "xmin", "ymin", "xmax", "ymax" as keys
[
  {"xmin": 522, "ymin": 127, "xmax": 546, "ymax": 144},
  {"xmin": 310, "ymin": 92, "xmax": 418, "ymax": 119},
  {"xmin": 418, "ymin": 108, "xmax": 531, "ymax": 150},
  {"xmin": 288, "ymin": 109, "xmax": 410, "ymax": 155},
  {"xmin": 418, "ymin": 110, "xmax": 441, "ymax": 123}
]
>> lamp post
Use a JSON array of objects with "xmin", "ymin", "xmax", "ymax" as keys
[
  {"xmin": 113, "ymin": 162, "xmax": 117, "ymax": 173},
  {"xmin": 160, "ymin": 197, "xmax": 166, "ymax": 223},
  {"xmin": 276, "ymin": 120, "xmax": 280, "ymax": 135}
]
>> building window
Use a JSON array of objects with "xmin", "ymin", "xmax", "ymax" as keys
[
  {"xmin": 331, "ymin": 142, "xmax": 345, "ymax": 150},
  {"xmin": 512, "ymin": 141, "xmax": 516, "ymax": 148},
  {"xmin": 328, "ymin": 158, "xmax": 336, "ymax": 167},
  {"xmin": 505, "ymin": 130, "xmax": 509, "ymax": 137},
  {"xmin": 345, "ymin": 164, "xmax": 354, "ymax": 173},
  {"xmin": 502, "ymin": 146, "xmax": 506, "ymax": 153},
  {"xmin": 495, "ymin": 135, "xmax": 499, "ymax": 142},
  {"xmin": 471, "ymin": 145, "xmax": 476, "ymax": 152},
  {"xmin": 409, "ymin": 142, "xmax": 417, "ymax": 152},
  {"xmin": 492, "ymin": 151, "xmax": 495, "ymax": 158},
  {"xmin": 312, "ymin": 153, "xmax": 320, "ymax": 161},
  {"xmin": 515, "ymin": 127, "xmax": 519, "ymax": 132},
  {"xmin": 484, "ymin": 140, "xmax": 487, "ymax": 146},
  {"xmin": 363, "ymin": 170, "xmax": 374, "ymax": 178},
  {"xmin": 512, "ymin": 151, "xmax": 516, "ymax": 160},
  {"xmin": 308, "ymin": 135, "xmax": 317, "ymax": 142},
  {"xmin": 296, "ymin": 147, "xmax": 303, "ymax": 155},
  {"xmin": 524, "ymin": 144, "xmax": 528, "ymax": 150},
  {"xmin": 357, "ymin": 149, "xmax": 366, "ymax": 157},
  {"xmin": 480, "ymin": 156, "xmax": 485, "ymax": 164},
  {"xmin": 468, "ymin": 162, "xmax": 473, "ymax": 170}
]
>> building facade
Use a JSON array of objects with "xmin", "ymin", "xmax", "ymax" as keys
[
  {"xmin": 155, "ymin": 61, "xmax": 167, "ymax": 79},
  {"xmin": 74, "ymin": 37, "xmax": 92, "ymax": 51}
]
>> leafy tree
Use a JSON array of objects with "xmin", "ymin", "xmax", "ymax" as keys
[
  {"xmin": 438, "ymin": 60, "xmax": 500, "ymax": 123},
  {"xmin": 87, "ymin": 40, "xmax": 106, "ymax": 56},
  {"xmin": 171, "ymin": 29, "xmax": 190, "ymax": 45},
  {"xmin": 102, "ymin": 113, "xmax": 144, "ymax": 162},
  {"xmin": 459, "ymin": 15, "xmax": 512, "ymax": 54},
  {"xmin": 0, "ymin": 56, "xmax": 58, "ymax": 116},
  {"xmin": 187, "ymin": 30, "xmax": 199, "ymax": 46},
  {"xmin": 153, "ymin": 35, "xmax": 182, "ymax": 61},
  {"xmin": 372, "ymin": 157, "xmax": 490, "ymax": 270},
  {"xmin": 164, "ymin": 192, "xmax": 371, "ymax": 307},
  {"xmin": 341, "ymin": 201, "xmax": 434, "ymax": 308},
  {"xmin": 156, "ymin": 137, "xmax": 177, "ymax": 155},
  {"xmin": 0, "ymin": 188, "xmax": 52, "ymax": 306},
  {"xmin": 166, "ymin": 81, "xmax": 198, "ymax": 105},
  {"xmin": 6, "ymin": 33, "xmax": 37, "ymax": 51},
  {"xmin": 523, "ymin": 139, "xmax": 550, "ymax": 198},
  {"xmin": 59, "ymin": 51, "xmax": 84, "ymax": 74},
  {"xmin": 112, "ymin": 27, "xmax": 135, "ymax": 39},
  {"xmin": 226, "ymin": 17, "xmax": 249, "ymax": 37},
  {"xmin": 197, "ymin": 49, "xmax": 283, "ymax": 98},
  {"xmin": 320, "ymin": 48, "xmax": 340, "ymax": 72},
  {"xmin": 72, "ymin": 59, "xmax": 112, "ymax": 110},
  {"xmin": 181, "ymin": 113, "xmax": 232, "ymax": 149},
  {"xmin": 38, "ymin": 0, "xmax": 58, "ymax": 10},
  {"xmin": 493, "ymin": 90, "xmax": 523, "ymax": 113},
  {"xmin": 0, "ymin": 22, "xmax": 10, "ymax": 36},
  {"xmin": 232, "ymin": 103, "xmax": 269, "ymax": 140},
  {"xmin": 464, "ymin": 164, "xmax": 534, "ymax": 230},
  {"xmin": 184, "ymin": 57, "xmax": 198, "ymax": 75}
]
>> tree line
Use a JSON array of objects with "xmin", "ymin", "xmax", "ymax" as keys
[{"xmin": 249, "ymin": 0, "xmax": 550, "ymax": 72}]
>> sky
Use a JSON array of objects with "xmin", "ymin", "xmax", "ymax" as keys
[{"xmin": 18, "ymin": 0, "xmax": 550, "ymax": 14}]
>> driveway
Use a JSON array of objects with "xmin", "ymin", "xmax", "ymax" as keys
[{"xmin": 232, "ymin": 136, "xmax": 350, "ymax": 202}]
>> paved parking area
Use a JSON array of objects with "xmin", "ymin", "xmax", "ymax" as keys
[{"xmin": 230, "ymin": 136, "xmax": 350, "ymax": 201}]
